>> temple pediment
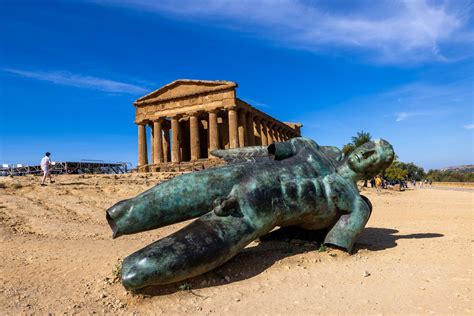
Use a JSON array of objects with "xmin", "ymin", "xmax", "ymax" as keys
[{"xmin": 136, "ymin": 79, "xmax": 237, "ymax": 104}]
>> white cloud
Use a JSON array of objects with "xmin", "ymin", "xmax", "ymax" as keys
[
  {"xmin": 395, "ymin": 112, "xmax": 410, "ymax": 122},
  {"xmin": 91, "ymin": 0, "xmax": 473, "ymax": 64},
  {"xmin": 3, "ymin": 68, "xmax": 148, "ymax": 94},
  {"xmin": 394, "ymin": 111, "xmax": 426, "ymax": 122},
  {"xmin": 375, "ymin": 79, "xmax": 472, "ymax": 122},
  {"xmin": 464, "ymin": 124, "xmax": 474, "ymax": 129},
  {"xmin": 322, "ymin": 79, "xmax": 472, "ymax": 123}
]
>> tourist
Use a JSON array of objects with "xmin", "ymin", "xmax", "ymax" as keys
[
  {"xmin": 40, "ymin": 152, "xmax": 54, "ymax": 186},
  {"xmin": 375, "ymin": 175, "xmax": 382, "ymax": 192},
  {"xmin": 370, "ymin": 178, "xmax": 376, "ymax": 188}
]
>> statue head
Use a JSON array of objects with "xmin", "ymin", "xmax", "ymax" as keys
[{"xmin": 346, "ymin": 139, "xmax": 395, "ymax": 179}]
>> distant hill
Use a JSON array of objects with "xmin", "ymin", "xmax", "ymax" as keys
[
  {"xmin": 426, "ymin": 165, "xmax": 474, "ymax": 182},
  {"xmin": 439, "ymin": 165, "xmax": 474, "ymax": 173}
]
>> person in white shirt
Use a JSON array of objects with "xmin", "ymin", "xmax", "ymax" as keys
[{"xmin": 40, "ymin": 152, "xmax": 54, "ymax": 186}]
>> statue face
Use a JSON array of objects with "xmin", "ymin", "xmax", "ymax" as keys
[{"xmin": 347, "ymin": 139, "xmax": 395, "ymax": 177}]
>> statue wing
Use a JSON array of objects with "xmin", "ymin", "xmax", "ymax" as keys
[
  {"xmin": 210, "ymin": 146, "xmax": 270, "ymax": 163},
  {"xmin": 211, "ymin": 138, "xmax": 326, "ymax": 164},
  {"xmin": 210, "ymin": 139, "xmax": 341, "ymax": 165}
]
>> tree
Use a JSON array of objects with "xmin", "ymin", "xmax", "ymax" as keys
[
  {"xmin": 396, "ymin": 162, "xmax": 425, "ymax": 181},
  {"xmin": 385, "ymin": 162, "xmax": 408, "ymax": 181},
  {"xmin": 342, "ymin": 131, "xmax": 372, "ymax": 156},
  {"xmin": 351, "ymin": 131, "xmax": 372, "ymax": 147}
]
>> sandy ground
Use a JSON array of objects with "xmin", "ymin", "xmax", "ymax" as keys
[{"xmin": 0, "ymin": 174, "xmax": 472, "ymax": 315}]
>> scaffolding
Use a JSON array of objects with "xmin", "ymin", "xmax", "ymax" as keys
[{"xmin": 0, "ymin": 160, "xmax": 131, "ymax": 176}]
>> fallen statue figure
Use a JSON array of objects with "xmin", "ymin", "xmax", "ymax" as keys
[{"xmin": 106, "ymin": 137, "xmax": 394, "ymax": 290}]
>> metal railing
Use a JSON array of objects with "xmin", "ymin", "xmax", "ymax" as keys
[{"xmin": 0, "ymin": 161, "xmax": 132, "ymax": 176}]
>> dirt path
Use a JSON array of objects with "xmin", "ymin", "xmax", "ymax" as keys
[{"xmin": 0, "ymin": 174, "xmax": 472, "ymax": 314}]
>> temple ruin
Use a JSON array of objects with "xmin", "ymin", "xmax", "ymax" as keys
[{"xmin": 134, "ymin": 79, "xmax": 302, "ymax": 171}]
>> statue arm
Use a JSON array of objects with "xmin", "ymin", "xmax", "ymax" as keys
[{"xmin": 323, "ymin": 196, "xmax": 371, "ymax": 252}]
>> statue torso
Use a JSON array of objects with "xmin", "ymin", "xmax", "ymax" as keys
[{"xmin": 232, "ymin": 143, "xmax": 359, "ymax": 230}]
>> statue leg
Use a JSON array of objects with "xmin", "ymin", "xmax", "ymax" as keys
[
  {"xmin": 106, "ymin": 165, "xmax": 245, "ymax": 238},
  {"xmin": 120, "ymin": 210, "xmax": 268, "ymax": 290}
]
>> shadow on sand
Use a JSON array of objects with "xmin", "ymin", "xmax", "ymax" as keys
[
  {"xmin": 134, "ymin": 227, "xmax": 443, "ymax": 297},
  {"xmin": 354, "ymin": 227, "xmax": 444, "ymax": 252}
]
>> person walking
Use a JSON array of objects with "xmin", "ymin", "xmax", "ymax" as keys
[
  {"xmin": 375, "ymin": 175, "xmax": 382, "ymax": 193},
  {"xmin": 40, "ymin": 152, "xmax": 54, "ymax": 186}
]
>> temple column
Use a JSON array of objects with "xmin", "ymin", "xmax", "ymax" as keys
[
  {"xmin": 189, "ymin": 113, "xmax": 201, "ymax": 161},
  {"xmin": 153, "ymin": 119, "xmax": 164, "ymax": 164},
  {"xmin": 137, "ymin": 123, "xmax": 148, "ymax": 167},
  {"xmin": 171, "ymin": 116, "xmax": 181, "ymax": 163},
  {"xmin": 228, "ymin": 108, "xmax": 239, "ymax": 148},
  {"xmin": 162, "ymin": 127, "xmax": 170, "ymax": 162},
  {"xmin": 267, "ymin": 122, "xmax": 274, "ymax": 144},
  {"xmin": 278, "ymin": 128, "xmax": 283, "ymax": 142},
  {"xmin": 246, "ymin": 112, "xmax": 255, "ymax": 146},
  {"xmin": 208, "ymin": 110, "xmax": 219, "ymax": 155},
  {"xmin": 260, "ymin": 118, "xmax": 268, "ymax": 146},
  {"xmin": 238, "ymin": 109, "xmax": 247, "ymax": 147},
  {"xmin": 274, "ymin": 127, "xmax": 280, "ymax": 142}
]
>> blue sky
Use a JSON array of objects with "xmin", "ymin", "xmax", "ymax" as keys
[{"xmin": 0, "ymin": 0, "xmax": 473, "ymax": 169}]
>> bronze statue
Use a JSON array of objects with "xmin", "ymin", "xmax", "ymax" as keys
[{"xmin": 106, "ymin": 137, "xmax": 394, "ymax": 290}]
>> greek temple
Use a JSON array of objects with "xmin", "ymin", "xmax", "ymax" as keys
[{"xmin": 134, "ymin": 80, "xmax": 302, "ymax": 171}]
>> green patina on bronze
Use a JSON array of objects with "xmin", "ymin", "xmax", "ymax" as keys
[{"xmin": 106, "ymin": 137, "xmax": 395, "ymax": 290}]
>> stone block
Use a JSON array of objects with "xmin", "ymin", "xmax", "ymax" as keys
[
  {"xmin": 223, "ymin": 90, "xmax": 235, "ymax": 99},
  {"xmin": 222, "ymin": 98, "xmax": 236, "ymax": 108}
]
